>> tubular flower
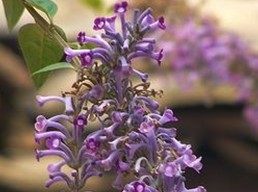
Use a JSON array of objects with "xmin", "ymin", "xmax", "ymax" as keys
[{"xmin": 34, "ymin": 1, "xmax": 205, "ymax": 192}]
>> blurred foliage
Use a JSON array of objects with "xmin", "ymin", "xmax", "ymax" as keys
[
  {"xmin": 2, "ymin": 0, "xmax": 24, "ymax": 31},
  {"xmin": 79, "ymin": 0, "xmax": 103, "ymax": 11}
]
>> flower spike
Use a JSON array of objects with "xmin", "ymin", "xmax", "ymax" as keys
[{"xmin": 34, "ymin": 1, "xmax": 205, "ymax": 192}]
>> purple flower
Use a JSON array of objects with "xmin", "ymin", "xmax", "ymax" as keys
[
  {"xmin": 34, "ymin": 115, "xmax": 47, "ymax": 132},
  {"xmin": 98, "ymin": 150, "xmax": 121, "ymax": 171},
  {"xmin": 106, "ymin": 16, "xmax": 117, "ymax": 30},
  {"xmin": 138, "ymin": 120, "xmax": 154, "ymax": 134},
  {"xmin": 111, "ymin": 111, "xmax": 128, "ymax": 123},
  {"xmin": 47, "ymin": 161, "xmax": 66, "ymax": 173},
  {"xmin": 73, "ymin": 114, "xmax": 87, "ymax": 129},
  {"xmin": 35, "ymin": 131, "xmax": 66, "ymax": 144},
  {"xmin": 93, "ymin": 17, "xmax": 106, "ymax": 30},
  {"xmin": 114, "ymin": 1, "xmax": 128, "ymax": 13},
  {"xmin": 132, "ymin": 69, "xmax": 148, "ymax": 82},
  {"xmin": 161, "ymin": 17, "xmax": 258, "ymax": 108},
  {"xmin": 123, "ymin": 181, "xmax": 159, "ymax": 192},
  {"xmin": 159, "ymin": 108, "xmax": 178, "ymax": 126},
  {"xmin": 158, "ymin": 17, "xmax": 166, "ymax": 30},
  {"xmin": 134, "ymin": 96, "xmax": 159, "ymax": 112},
  {"xmin": 80, "ymin": 52, "xmax": 93, "ymax": 67},
  {"xmin": 85, "ymin": 138, "xmax": 100, "ymax": 153},
  {"xmin": 45, "ymin": 137, "xmax": 61, "ymax": 149},
  {"xmin": 117, "ymin": 56, "xmax": 132, "ymax": 77},
  {"xmin": 36, "ymin": 95, "xmax": 64, "ymax": 106},
  {"xmin": 141, "ymin": 15, "xmax": 155, "ymax": 27},
  {"xmin": 34, "ymin": 114, "xmax": 70, "ymax": 137},
  {"xmin": 132, "ymin": 182, "xmax": 145, "ymax": 192},
  {"xmin": 89, "ymin": 85, "xmax": 104, "ymax": 99},
  {"xmin": 158, "ymin": 162, "xmax": 180, "ymax": 177},
  {"xmin": 35, "ymin": 148, "xmax": 71, "ymax": 162},
  {"xmin": 123, "ymin": 181, "xmax": 146, "ymax": 192},
  {"xmin": 181, "ymin": 153, "xmax": 203, "ymax": 173},
  {"xmin": 34, "ymin": 2, "xmax": 205, "ymax": 192},
  {"xmin": 77, "ymin": 31, "xmax": 86, "ymax": 44}
]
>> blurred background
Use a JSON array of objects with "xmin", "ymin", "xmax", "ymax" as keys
[{"xmin": 1, "ymin": 0, "xmax": 258, "ymax": 191}]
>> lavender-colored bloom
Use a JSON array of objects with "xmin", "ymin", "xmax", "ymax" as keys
[
  {"xmin": 74, "ymin": 114, "xmax": 87, "ymax": 129},
  {"xmin": 141, "ymin": 14, "xmax": 155, "ymax": 27},
  {"xmin": 138, "ymin": 120, "xmax": 154, "ymax": 134},
  {"xmin": 85, "ymin": 138, "xmax": 100, "ymax": 153},
  {"xmin": 80, "ymin": 52, "xmax": 93, "ymax": 67},
  {"xmin": 123, "ymin": 181, "xmax": 159, "ymax": 192},
  {"xmin": 160, "ymin": 16, "xmax": 258, "ymax": 132},
  {"xmin": 45, "ymin": 137, "xmax": 61, "ymax": 149},
  {"xmin": 35, "ymin": 131, "xmax": 67, "ymax": 144},
  {"xmin": 93, "ymin": 17, "xmax": 106, "ymax": 30},
  {"xmin": 149, "ymin": 16, "xmax": 166, "ymax": 31},
  {"xmin": 158, "ymin": 17, "xmax": 166, "ymax": 30},
  {"xmin": 159, "ymin": 108, "xmax": 178, "ymax": 125},
  {"xmin": 34, "ymin": 115, "xmax": 70, "ymax": 137},
  {"xmin": 111, "ymin": 111, "xmax": 128, "ymax": 123},
  {"xmin": 158, "ymin": 162, "xmax": 180, "ymax": 177},
  {"xmin": 114, "ymin": 1, "xmax": 128, "ymax": 13},
  {"xmin": 77, "ymin": 31, "xmax": 86, "ymax": 44},
  {"xmin": 106, "ymin": 16, "xmax": 117, "ymax": 31},
  {"xmin": 36, "ymin": 95, "xmax": 64, "ymax": 106},
  {"xmin": 132, "ymin": 182, "xmax": 145, "ymax": 192},
  {"xmin": 34, "ymin": 2, "xmax": 205, "ymax": 192},
  {"xmin": 34, "ymin": 115, "xmax": 47, "ymax": 132},
  {"xmin": 97, "ymin": 150, "xmax": 121, "ymax": 171}
]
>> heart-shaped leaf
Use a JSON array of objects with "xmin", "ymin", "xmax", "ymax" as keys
[
  {"xmin": 18, "ymin": 24, "xmax": 64, "ymax": 89},
  {"xmin": 2, "ymin": 0, "xmax": 25, "ymax": 31},
  {"xmin": 26, "ymin": 0, "xmax": 57, "ymax": 22}
]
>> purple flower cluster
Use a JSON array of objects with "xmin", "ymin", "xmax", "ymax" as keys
[
  {"xmin": 161, "ymin": 17, "xmax": 258, "ymax": 131},
  {"xmin": 162, "ymin": 18, "xmax": 258, "ymax": 92},
  {"xmin": 34, "ymin": 2, "xmax": 205, "ymax": 192}
]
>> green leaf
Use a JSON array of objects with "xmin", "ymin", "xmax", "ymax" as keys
[
  {"xmin": 53, "ymin": 25, "xmax": 67, "ymax": 42},
  {"xmin": 32, "ymin": 62, "xmax": 74, "ymax": 76},
  {"xmin": 2, "ymin": 0, "xmax": 24, "ymax": 31},
  {"xmin": 26, "ymin": 0, "xmax": 57, "ymax": 22},
  {"xmin": 18, "ymin": 24, "xmax": 64, "ymax": 88},
  {"xmin": 80, "ymin": 0, "xmax": 103, "ymax": 11}
]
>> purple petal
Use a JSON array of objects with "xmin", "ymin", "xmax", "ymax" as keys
[
  {"xmin": 86, "ymin": 138, "xmax": 100, "ymax": 153},
  {"xmin": 74, "ymin": 114, "xmax": 87, "ymax": 129},
  {"xmin": 93, "ymin": 17, "xmax": 106, "ymax": 30},
  {"xmin": 114, "ymin": 1, "xmax": 128, "ymax": 13},
  {"xmin": 45, "ymin": 137, "xmax": 61, "ymax": 149},
  {"xmin": 159, "ymin": 109, "xmax": 178, "ymax": 125},
  {"xmin": 77, "ymin": 31, "xmax": 86, "ymax": 44},
  {"xmin": 158, "ymin": 16, "xmax": 166, "ymax": 30},
  {"xmin": 35, "ymin": 115, "xmax": 47, "ymax": 132},
  {"xmin": 80, "ymin": 52, "xmax": 93, "ymax": 67}
]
